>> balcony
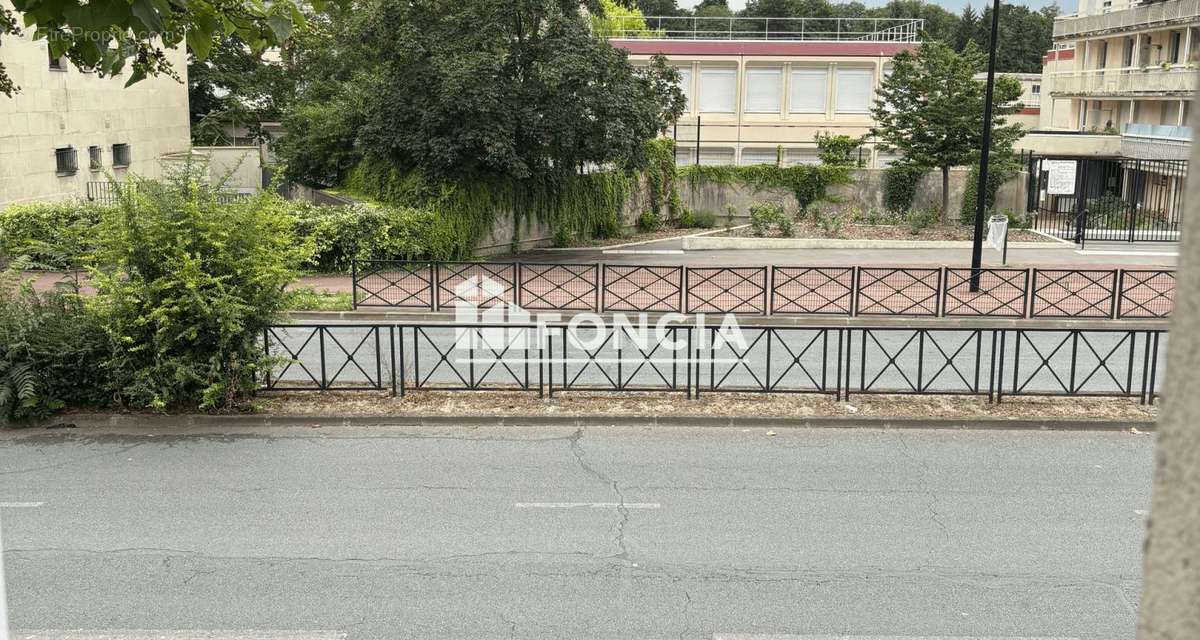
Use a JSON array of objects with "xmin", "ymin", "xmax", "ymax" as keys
[
  {"xmin": 1054, "ymin": 0, "xmax": 1200, "ymax": 40},
  {"xmin": 601, "ymin": 16, "xmax": 923, "ymax": 42},
  {"xmin": 1122, "ymin": 122, "xmax": 1193, "ymax": 159},
  {"xmin": 1050, "ymin": 66, "xmax": 1199, "ymax": 96}
]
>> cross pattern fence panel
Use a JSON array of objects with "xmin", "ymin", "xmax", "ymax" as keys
[
  {"xmin": 848, "ymin": 328, "xmax": 994, "ymax": 398},
  {"xmin": 353, "ymin": 261, "xmax": 436, "ymax": 309},
  {"xmin": 407, "ymin": 324, "xmax": 541, "ymax": 394},
  {"xmin": 1030, "ymin": 269, "xmax": 1118, "ymax": 318},
  {"xmin": 518, "ymin": 263, "xmax": 600, "ymax": 311},
  {"xmin": 263, "ymin": 325, "xmax": 390, "ymax": 391},
  {"xmin": 437, "ymin": 262, "xmax": 517, "ymax": 310},
  {"xmin": 1000, "ymin": 329, "xmax": 1154, "ymax": 401},
  {"xmin": 685, "ymin": 267, "xmax": 768, "ymax": 314},
  {"xmin": 1117, "ymin": 270, "xmax": 1176, "ymax": 319},
  {"xmin": 697, "ymin": 327, "xmax": 838, "ymax": 396},
  {"xmin": 260, "ymin": 323, "xmax": 1167, "ymax": 404},
  {"xmin": 601, "ymin": 265, "xmax": 685, "ymax": 312},
  {"xmin": 769, "ymin": 267, "xmax": 854, "ymax": 315},
  {"xmin": 854, "ymin": 268, "xmax": 941, "ymax": 316},
  {"xmin": 941, "ymin": 269, "xmax": 1029, "ymax": 317},
  {"xmin": 549, "ymin": 325, "xmax": 691, "ymax": 395}
]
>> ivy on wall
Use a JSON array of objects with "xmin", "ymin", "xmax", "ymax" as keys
[
  {"xmin": 345, "ymin": 159, "xmax": 630, "ymax": 257},
  {"xmin": 644, "ymin": 138, "xmax": 682, "ymax": 222},
  {"xmin": 677, "ymin": 164, "xmax": 852, "ymax": 211}
]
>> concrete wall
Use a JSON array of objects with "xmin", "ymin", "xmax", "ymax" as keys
[
  {"xmin": 0, "ymin": 0, "xmax": 192, "ymax": 207},
  {"xmin": 193, "ymin": 146, "xmax": 263, "ymax": 193},
  {"xmin": 678, "ymin": 168, "xmax": 1028, "ymax": 221}
]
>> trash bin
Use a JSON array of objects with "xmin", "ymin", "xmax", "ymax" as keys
[{"xmin": 986, "ymin": 215, "xmax": 1009, "ymax": 263}]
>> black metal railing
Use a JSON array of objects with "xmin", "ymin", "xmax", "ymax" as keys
[
  {"xmin": 352, "ymin": 260, "xmax": 1176, "ymax": 320},
  {"xmin": 261, "ymin": 322, "xmax": 1168, "ymax": 404}
]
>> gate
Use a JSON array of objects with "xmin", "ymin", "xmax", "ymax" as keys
[{"xmin": 1026, "ymin": 154, "xmax": 1186, "ymax": 244}]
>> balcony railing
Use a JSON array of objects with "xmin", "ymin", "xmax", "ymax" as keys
[
  {"xmin": 1050, "ymin": 66, "xmax": 1199, "ymax": 95},
  {"xmin": 602, "ymin": 16, "xmax": 924, "ymax": 42},
  {"xmin": 1054, "ymin": 0, "xmax": 1200, "ymax": 40}
]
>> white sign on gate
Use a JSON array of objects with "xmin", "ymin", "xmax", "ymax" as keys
[{"xmin": 1045, "ymin": 159, "xmax": 1078, "ymax": 195}]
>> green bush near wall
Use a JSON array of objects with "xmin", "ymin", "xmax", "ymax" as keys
[
  {"xmin": 960, "ymin": 157, "xmax": 1019, "ymax": 225},
  {"xmin": 289, "ymin": 202, "xmax": 460, "ymax": 272},
  {"xmin": 882, "ymin": 163, "xmax": 925, "ymax": 214},
  {"xmin": 0, "ymin": 201, "xmax": 110, "ymax": 269}
]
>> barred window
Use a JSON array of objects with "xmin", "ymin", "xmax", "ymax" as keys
[
  {"xmin": 112, "ymin": 143, "xmax": 131, "ymax": 168},
  {"xmin": 55, "ymin": 147, "xmax": 78, "ymax": 176},
  {"xmin": 88, "ymin": 146, "xmax": 102, "ymax": 171},
  {"xmin": 48, "ymin": 48, "xmax": 65, "ymax": 71}
]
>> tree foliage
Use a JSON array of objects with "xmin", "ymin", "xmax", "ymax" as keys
[
  {"xmin": 870, "ymin": 40, "xmax": 1023, "ymax": 220},
  {"xmin": 1, "ymin": 0, "xmax": 324, "ymax": 97},
  {"xmin": 188, "ymin": 35, "xmax": 293, "ymax": 144}
]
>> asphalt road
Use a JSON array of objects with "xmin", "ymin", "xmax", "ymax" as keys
[{"xmin": 0, "ymin": 425, "xmax": 1153, "ymax": 639}]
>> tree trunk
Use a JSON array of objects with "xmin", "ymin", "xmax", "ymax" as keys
[{"xmin": 941, "ymin": 166, "xmax": 951, "ymax": 225}]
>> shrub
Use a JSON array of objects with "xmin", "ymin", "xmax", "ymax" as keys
[
  {"xmin": 553, "ymin": 226, "xmax": 575, "ymax": 247},
  {"xmin": 749, "ymin": 201, "xmax": 791, "ymax": 237},
  {"xmin": 725, "ymin": 204, "xmax": 737, "ymax": 229},
  {"xmin": 688, "ymin": 209, "xmax": 717, "ymax": 229},
  {"xmin": 0, "ymin": 201, "xmax": 109, "ymax": 269},
  {"xmin": 815, "ymin": 210, "xmax": 845, "ymax": 236},
  {"xmin": 288, "ymin": 202, "xmax": 459, "ymax": 272},
  {"xmin": 0, "ymin": 268, "xmax": 113, "ymax": 424},
  {"xmin": 882, "ymin": 162, "xmax": 924, "ymax": 214},
  {"xmin": 960, "ymin": 156, "xmax": 1019, "ymax": 225},
  {"xmin": 89, "ymin": 167, "xmax": 311, "ymax": 411},
  {"xmin": 677, "ymin": 209, "xmax": 695, "ymax": 228},
  {"xmin": 638, "ymin": 210, "xmax": 663, "ymax": 232},
  {"xmin": 815, "ymin": 132, "xmax": 863, "ymax": 167},
  {"xmin": 906, "ymin": 207, "xmax": 940, "ymax": 234}
]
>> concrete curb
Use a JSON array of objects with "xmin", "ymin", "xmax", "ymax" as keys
[
  {"xmin": 682, "ymin": 236, "xmax": 1070, "ymax": 251},
  {"xmin": 541, "ymin": 225, "xmax": 749, "ymax": 252},
  {"xmin": 29, "ymin": 413, "xmax": 1156, "ymax": 432}
]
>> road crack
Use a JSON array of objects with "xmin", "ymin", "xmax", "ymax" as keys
[{"xmin": 568, "ymin": 428, "xmax": 632, "ymax": 561}]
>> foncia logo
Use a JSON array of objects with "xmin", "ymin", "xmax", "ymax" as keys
[{"xmin": 449, "ymin": 275, "xmax": 747, "ymax": 364}]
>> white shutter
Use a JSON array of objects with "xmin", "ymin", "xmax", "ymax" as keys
[
  {"xmin": 787, "ymin": 148, "xmax": 821, "ymax": 166},
  {"xmin": 699, "ymin": 67, "xmax": 736, "ymax": 113},
  {"xmin": 876, "ymin": 152, "xmax": 903, "ymax": 168},
  {"xmin": 740, "ymin": 148, "xmax": 778, "ymax": 165},
  {"xmin": 789, "ymin": 68, "xmax": 828, "ymax": 114},
  {"xmin": 698, "ymin": 148, "xmax": 734, "ymax": 166},
  {"xmin": 743, "ymin": 67, "xmax": 781, "ymax": 113},
  {"xmin": 835, "ymin": 68, "xmax": 874, "ymax": 114},
  {"xmin": 675, "ymin": 146, "xmax": 695, "ymax": 166},
  {"xmin": 677, "ymin": 67, "xmax": 693, "ymax": 113}
]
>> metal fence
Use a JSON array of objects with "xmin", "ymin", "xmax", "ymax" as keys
[
  {"xmin": 261, "ymin": 323, "xmax": 1168, "ymax": 404},
  {"xmin": 1026, "ymin": 154, "xmax": 1187, "ymax": 244},
  {"xmin": 351, "ymin": 260, "xmax": 1176, "ymax": 320},
  {"xmin": 85, "ymin": 181, "xmax": 252, "ymax": 205}
]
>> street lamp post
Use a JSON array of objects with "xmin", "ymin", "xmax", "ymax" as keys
[{"xmin": 970, "ymin": 0, "xmax": 1002, "ymax": 292}]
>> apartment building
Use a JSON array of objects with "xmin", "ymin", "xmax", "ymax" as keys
[
  {"xmin": 1046, "ymin": 0, "xmax": 1199, "ymax": 159},
  {"xmin": 974, "ymin": 71, "xmax": 1045, "ymax": 129},
  {"xmin": 0, "ymin": 0, "xmax": 191, "ymax": 207},
  {"xmin": 611, "ymin": 17, "xmax": 922, "ymax": 168}
]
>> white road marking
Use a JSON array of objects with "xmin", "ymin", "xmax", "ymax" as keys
[
  {"xmin": 601, "ymin": 249, "xmax": 685, "ymax": 255},
  {"xmin": 0, "ymin": 502, "xmax": 43, "ymax": 508},
  {"xmin": 515, "ymin": 502, "xmax": 660, "ymax": 509},
  {"xmin": 14, "ymin": 632, "xmax": 347, "ymax": 640}
]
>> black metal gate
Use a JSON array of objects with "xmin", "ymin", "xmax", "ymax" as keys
[{"xmin": 1026, "ymin": 154, "xmax": 1186, "ymax": 244}]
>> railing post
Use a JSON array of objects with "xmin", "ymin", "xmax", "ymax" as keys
[
  {"xmin": 432, "ymin": 262, "xmax": 441, "ymax": 312},
  {"xmin": 597, "ymin": 263, "xmax": 606, "ymax": 312},
  {"xmin": 351, "ymin": 259, "xmax": 358, "ymax": 310}
]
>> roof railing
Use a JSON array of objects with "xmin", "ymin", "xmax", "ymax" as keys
[{"xmin": 602, "ymin": 16, "xmax": 924, "ymax": 43}]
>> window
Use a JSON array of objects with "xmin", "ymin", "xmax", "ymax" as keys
[
  {"xmin": 1031, "ymin": 84, "xmax": 1041, "ymax": 95},
  {"xmin": 789, "ymin": 68, "xmax": 828, "ymax": 114},
  {"xmin": 1097, "ymin": 41, "xmax": 1108, "ymax": 69},
  {"xmin": 876, "ymin": 151, "xmax": 904, "ymax": 169},
  {"xmin": 1123, "ymin": 37, "xmax": 1135, "ymax": 68},
  {"xmin": 698, "ymin": 67, "xmax": 736, "ymax": 113},
  {"xmin": 835, "ymin": 68, "xmax": 873, "ymax": 114},
  {"xmin": 111, "ymin": 143, "xmax": 131, "ymax": 168},
  {"xmin": 88, "ymin": 146, "xmax": 102, "ymax": 171},
  {"xmin": 48, "ymin": 48, "xmax": 65, "ymax": 71},
  {"xmin": 677, "ymin": 67, "xmax": 693, "ymax": 113},
  {"xmin": 675, "ymin": 146, "xmax": 695, "ymax": 166},
  {"xmin": 55, "ymin": 147, "xmax": 78, "ymax": 176},
  {"xmin": 697, "ymin": 148, "xmax": 734, "ymax": 166},
  {"xmin": 739, "ymin": 148, "xmax": 778, "ymax": 165},
  {"xmin": 1169, "ymin": 31, "xmax": 1182, "ymax": 63},
  {"xmin": 743, "ymin": 67, "xmax": 781, "ymax": 113},
  {"xmin": 786, "ymin": 148, "xmax": 821, "ymax": 166}
]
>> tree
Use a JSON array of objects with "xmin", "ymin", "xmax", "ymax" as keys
[
  {"xmin": 870, "ymin": 40, "xmax": 1023, "ymax": 222},
  {"xmin": 963, "ymin": 4, "xmax": 1058, "ymax": 73},
  {"xmin": 295, "ymin": 0, "xmax": 684, "ymax": 184},
  {"xmin": 188, "ymin": 36, "xmax": 293, "ymax": 145},
  {"xmin": 1, "ymin": 0, "xmax": 324, "ymax": 98}
]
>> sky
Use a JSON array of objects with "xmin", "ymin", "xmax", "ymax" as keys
[{"xmin": 676, "ymin": 0, "xmax": 1067, "ymax": 12}]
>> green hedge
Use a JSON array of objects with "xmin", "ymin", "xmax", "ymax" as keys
[
  {"xmin": 289, "ymin": 202, "xmax": 460, "ymax": 272},
  {"xmin": 677, "ymin": 164, "xmax": 851, "ymax": 210},
  {"xmin": 0, "ymin": 201, "xmax": 109, "ymax": 269}
]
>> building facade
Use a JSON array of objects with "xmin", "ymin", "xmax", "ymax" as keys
[
  {"xmin": 0, "ymin": 0, "xmax": 191, "ymax": 207},
  {"xmin": 611, "ymin": 17, "xmax": 922, "ymax": 168},
  {"xmin": 1044, "ymin": 0, "xmax": 1199, "ymax": 159}
]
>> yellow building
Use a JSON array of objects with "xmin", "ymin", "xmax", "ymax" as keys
[{"xmin": 610, "ymin": 17, "xmax": 922, "ymax": 168}]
